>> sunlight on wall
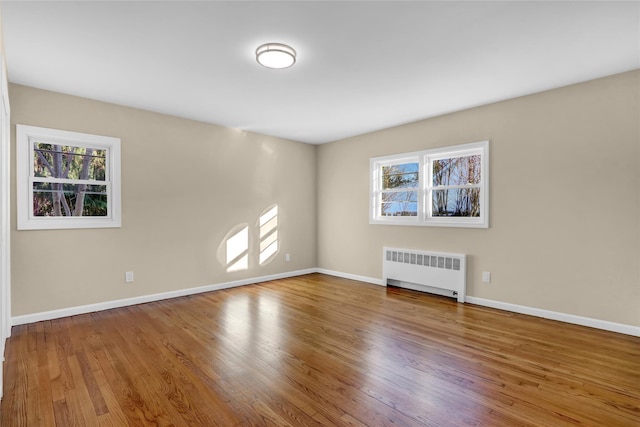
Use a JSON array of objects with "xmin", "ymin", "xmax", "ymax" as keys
[
  {"xmin": 259, "ymin": 205, "xmax": 279, "ymax": 265},
  {"xmin": 218, "ymin": 204, "xmax": 280, "ymax": 273},
  {"xmin": 226, "ymin": 225, "xmax": 249, "ymax": 272}
]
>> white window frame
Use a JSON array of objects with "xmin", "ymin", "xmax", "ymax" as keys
[
  {"xmin": 16, "ymin": 125, "xmax": 121, "ymax": 230},
  {"xmin": 370, "ymin": 140, "xmax": 489, "ymax": 228}
]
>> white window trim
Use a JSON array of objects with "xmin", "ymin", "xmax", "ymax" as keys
[
  {"xmin": 16, "ymin": 125, "xmax": 121, "ymax": 230},
  {"xmin": 370, "ymin": 140, "xmax": 489, "ymax": 228}
]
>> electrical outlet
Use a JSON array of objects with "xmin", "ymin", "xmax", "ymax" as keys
[
  {"xmin": 285, "ymin": 253, "xmax": 291, "ymax": 262},
  {"xmin": 482, "ymin": 271, "xmax": 491, "ymax": 283},
  {"xmin": 125, "ymin": 271, "xmax": 134, "ymax": 283}
]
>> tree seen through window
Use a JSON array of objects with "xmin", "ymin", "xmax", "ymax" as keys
[
  {"xmin": 381, "ymin": 162, "xmax": 419, "ymax": 216},
  {"xmin": 33, "ymin": 142, "xmax": 108, "ymax": 217},
  {"xmin": 431, "ymin": 155, "xmax": 481, "ymax": 217}
]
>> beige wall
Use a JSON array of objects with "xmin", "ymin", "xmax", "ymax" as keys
[
  {"xmin": 9, "ymin": 71, "xmax": 640, "ymax": 327},
  {"xmin": 10, "ymin": 84, "xmax": 317, "ymax": 316},
  {"xmin": 317, "ymin": 70, "xmax": 640, "ymax": 326}
]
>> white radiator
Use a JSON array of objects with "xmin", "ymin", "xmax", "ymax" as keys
[{"xmin": 382, "ymin": 247, "xmax": 466, "ymax": 303}]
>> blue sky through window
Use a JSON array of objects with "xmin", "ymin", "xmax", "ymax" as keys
[{"xmin": 381, "ymin": 162, "xmax": 419, "ymax": 216}]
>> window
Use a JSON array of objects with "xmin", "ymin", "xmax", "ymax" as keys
[
  {"xmin": 370, "ymin": 141, "xmax": 489, "ymax": 228},
  {"xmin": 16, "ymin": 125, "xmax": 121, "ymax": 230},
  {"xmin": 376, "ymin": 157, "xmax": 420, "ymax": 219}
]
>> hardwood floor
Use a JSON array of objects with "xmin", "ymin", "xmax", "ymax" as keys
[{"xmin": 1, "ymin": 273, "xmax": 639, "ymax": 426}]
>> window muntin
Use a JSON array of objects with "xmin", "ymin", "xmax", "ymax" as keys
[
  {"xmin": 370, "ymin": 141, "xmax": 488, "ymax": 228},
  {"xmin": 17, "ymin": 125, "xmax": 121, "ymax": 230}
]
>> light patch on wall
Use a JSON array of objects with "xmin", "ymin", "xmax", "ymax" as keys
[
  {"xmin": 225, "ymin": 225, "xmax": 249, "ymax": 272},
  {"xmin": 217, "ymin": 204, "xmax": 280, "ymax": 272},
  {"xmin": 259, "ymin": 205, "xmax": 279, "ymax": 265}
]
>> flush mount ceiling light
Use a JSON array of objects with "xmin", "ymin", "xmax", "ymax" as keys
[{"xmin": 256, "ymin": 43, "xmax": 296, "ymax": 69}]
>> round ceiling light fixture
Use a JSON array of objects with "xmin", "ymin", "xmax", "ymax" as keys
[{"xmin": 256, "ymin": 43, "xmax": 296, "ymax": 69}]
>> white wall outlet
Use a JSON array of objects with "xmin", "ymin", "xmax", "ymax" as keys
[
  {"xmin": 482, "ymin": 271, "xmax": 491, "ymax": 283},
  {"xmin": 285, "ymin": 253, "xmax": 291, "ymax": 262},
  {"xmin": 125, "ymin": 271, "xmax": 134, "ymax": 283}
]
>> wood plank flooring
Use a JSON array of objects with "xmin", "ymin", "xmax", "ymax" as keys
[{"xmin": 2, "ymin": 273, "xmax": 639, "ymax": 426}]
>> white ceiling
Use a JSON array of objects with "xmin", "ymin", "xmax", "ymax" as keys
[{"xmin": 2, "ymin": 1, "xmax": 639, "ymax": 144}]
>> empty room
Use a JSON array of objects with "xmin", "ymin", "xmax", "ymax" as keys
[{"xmin": 0, "ymin": 1, "xmax": 638, "ymax": 426}]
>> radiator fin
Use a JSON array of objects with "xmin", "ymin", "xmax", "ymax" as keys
[{"xmin": 385, "ymin": 249, "xmax": 463, "ymax": 273}]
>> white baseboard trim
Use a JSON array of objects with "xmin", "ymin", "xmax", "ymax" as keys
[
  {"xmin": 315, "ymin": 268, "xmax": 384, "ymax": 286},
  {"xmin": 11, "ymin": 268, "xmax": 316, "ymax": 326},
  {"xmin": 316, "ymin": 269, "xmax": 640, "ymax": 337},
  {"xmin": 11, "ymin": 268, "xmax": 640, "ymax": 337},
  {"xmin": 465, "ymin": 296, "xmax": 640, "ymax": 337}
]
